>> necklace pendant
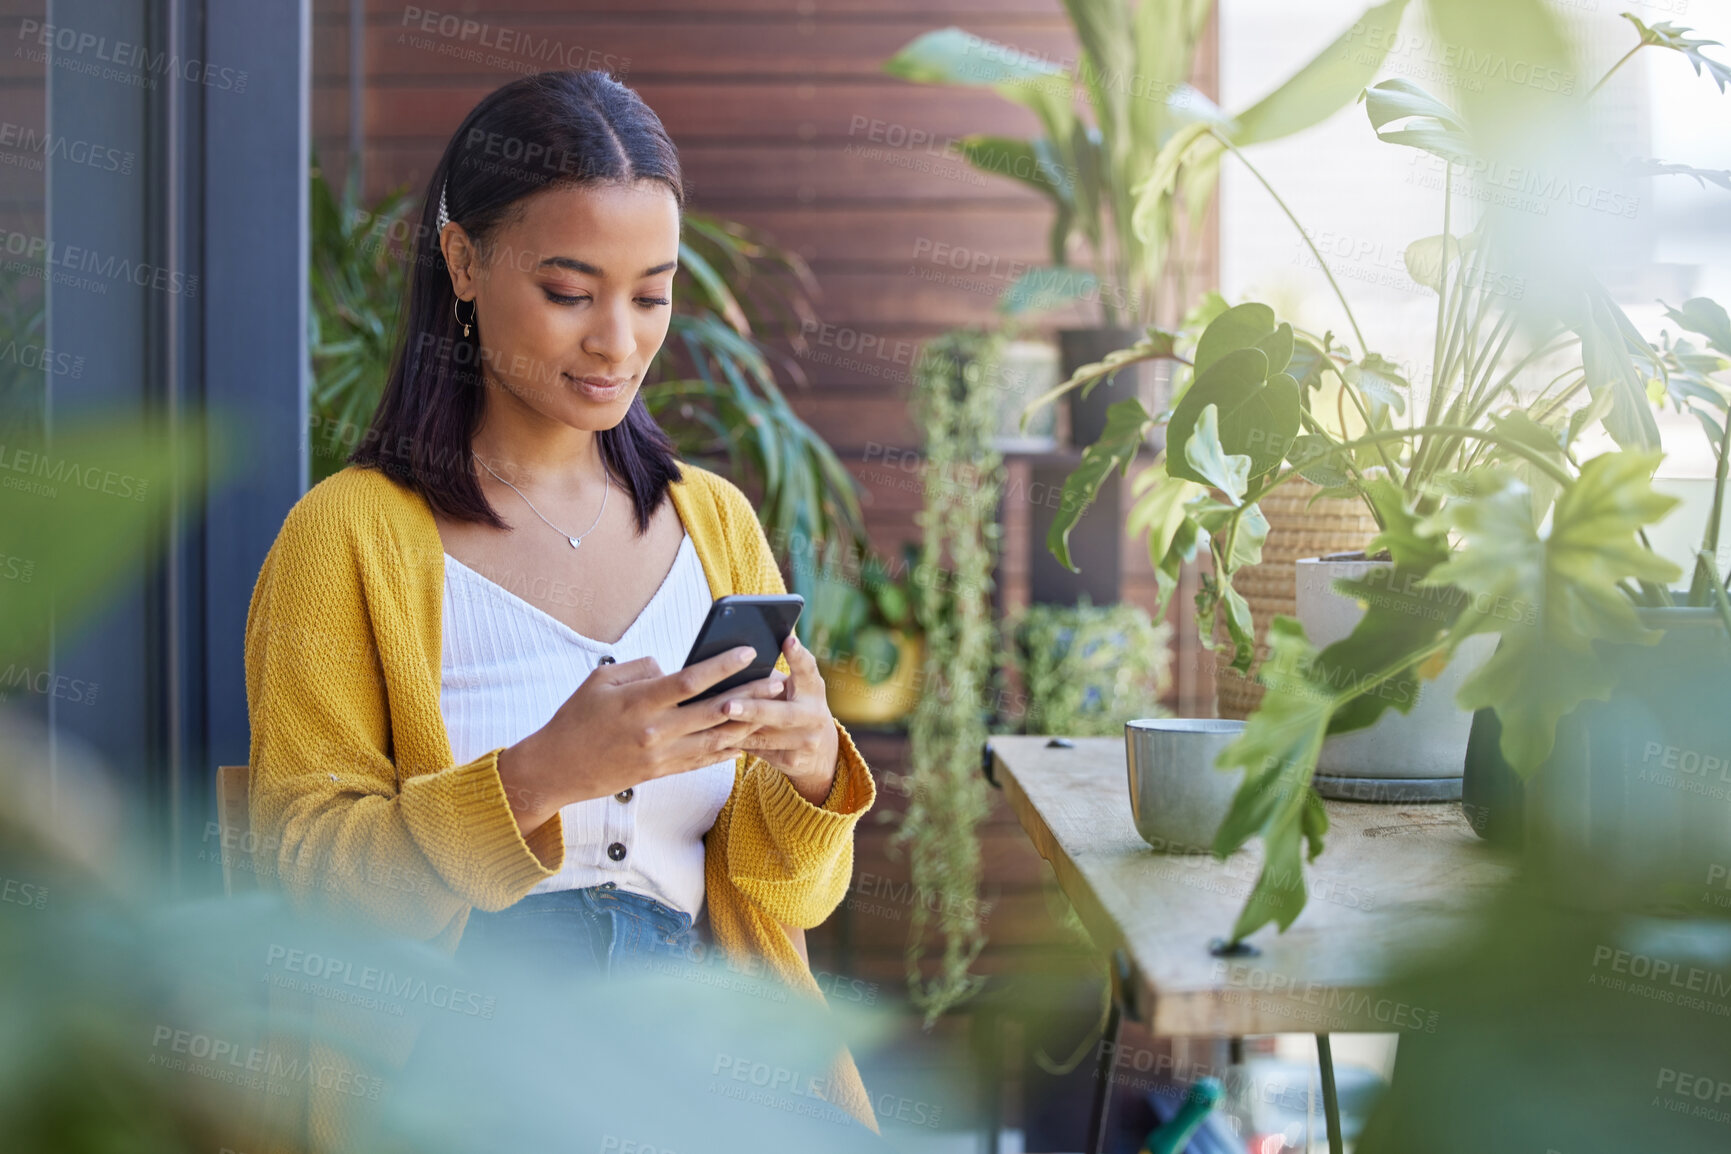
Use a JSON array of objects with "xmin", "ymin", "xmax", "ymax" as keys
[{"xmin": 568, "ymin": 537, "xmax": 582, "ymax": 549}]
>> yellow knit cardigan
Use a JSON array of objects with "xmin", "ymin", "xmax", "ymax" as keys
[{"xmin": 242, "ymin": 462, "xmax": 877, "ymax": 1152}]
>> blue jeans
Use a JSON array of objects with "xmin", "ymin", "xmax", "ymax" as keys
[{"xmin": 460, "ymin": 884, "xmax": 704, "ymax": 977}]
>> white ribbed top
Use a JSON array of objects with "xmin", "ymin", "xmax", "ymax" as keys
[{"xmin": 438, "ymin": 532, "xmax": 735, "ymax": 917}]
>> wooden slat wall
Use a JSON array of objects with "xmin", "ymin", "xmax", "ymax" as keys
[{"xmin": 313, "ymin": 0, "xmax": 1218, "ymax": 987}]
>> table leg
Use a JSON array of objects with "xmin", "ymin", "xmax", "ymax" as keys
[
  {"xmin": 1085, "ymin": 993, "xmax": 1123, "ymax": 1154},
  {"xmin": 1316, "ymin": 1033, "xmax": 1344, "ymax": 1154},
  {"xmin": 974, "ymin": 1005, "xmax": 1002, "ymax": 1154}
]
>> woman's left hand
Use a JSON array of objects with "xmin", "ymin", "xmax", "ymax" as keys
[{"xmin": 720, "ymin": 633, "xmax": 839, "ymax": 805}]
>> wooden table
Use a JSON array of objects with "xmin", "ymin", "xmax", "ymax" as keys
[{"xmin": 984, "ymin": 735, "xmax": 1515, "ymax": 1151}]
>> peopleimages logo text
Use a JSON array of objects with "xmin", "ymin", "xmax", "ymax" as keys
[
  {"xmin": 0, "ymin": 443, "xmax": 151, "ymax": 501},
  {"xmin": 262, "ymin": 945, "xmax": 497, "ymax": 1019}
]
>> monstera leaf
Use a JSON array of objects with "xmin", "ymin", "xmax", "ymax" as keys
[
  {"xmin": 1421, "ymin": 452, "xmax": 1682, "ymax": 773},
  {"xmin": 1165, "ymin": 347, "xmax": 1300, "ymax": 484},
  {"xmin": 1362, "ymin": 78, "xmax": 1473, "ymax": 163},
  {"xmin": 1663, "ymin": 296, "xmax": 1731, "ymax": 357},
  {"xmin": 1211, "ymin": 617, "xmax": 1334, "ymax": 941},
  {"xmin": 1182, "ymin": 404, "xmax": 1251, "ymax": 503},
  {"xmin": 1622, "ymin": 13, "xmax": 1731, "ymax": 93},
  {"xmin": 1192, "ymin": 302, "xmax": 1276, "ymax": 376},
  {"xmin": 1208, "ymin": 482, "xmax": 1467, "ymax": 943}
]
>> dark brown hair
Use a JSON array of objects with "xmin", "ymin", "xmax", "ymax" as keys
[{"xmin": 351, "ymin": 70, "xmax": 684, "ymax": 532}]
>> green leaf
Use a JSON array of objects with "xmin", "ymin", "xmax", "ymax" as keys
[
  {"xmin": 1132, "ymin": 120, "xmax": 1217, "ymax": 247},
  {"xmin": 1427, "ymin": 0, "xmax": 1573, "ymax": 131},
  {"xmin": 1157, "ymin": 518, "xmax": 1202, "ymax": 613},
  {"xmin": 1211, "ymin": 617, "xmax": 1334, "ymax": 940},
  {"xmin": 1183, "ymin": 405, "xmax": 1251, "ymax": 503},
  {"xmin": 1194, "ymin": 302, "xmax": 1276, "ymax": 377},
  {"xmin": 1196, "ymin": 496, "xmax": 1271, "ymax": 571},
  {"xmin": 1020, "ymin": 328, "xmax": 1179, "ymax": 425},
  {"xmin": 1361, "ymin": 78, "xmax": 1467, "ymax": 133},
  {"xmin": 1311, "ymin": 566, "xmax": 1453, "ymax": 745},
  {"xmin": 1207, "ymin": 486, "xmax": 1456, "ymax": 943},
  {"xmin": 958, "ymin": 136, "xmax": 1067, "ymax": 201},
  {"xmin": 1403, "ymin": 232, "xmax": 1472, "ymax": 294},
  {"xmin": 1129, "ymin": 462, "xmax": 1206, "ymax": 616},
  {"xmin": 1421, "ymin": 453, "xmax": 1683, "ymax": 773},
  {"xmin": 883, "ymin": 26, "xmax": 1078, "ymax": 170},
  {"xmin": 1362, "ymin": 79, "xmax": 1474, "ymax": 163},
  {"xmin": 1183, "ymin": 291, "xmax": 1232, "ymax": 333},
  {"xmin": 1376, "ymin": 126, "xmax": 1477, "ymax": 164},
  {"xmin": 1198, "ymin": 575, "xmax": 1257, "ymax": 673},
  {"xmin": 1623, "ymin": 157, "xmax": 1731, "ymax": 193},
  {"xmin": 1488, "ymin": 410, "xmax": 1569, "ymax": 515},
  {"xmin": 871, "ymin": 582, "xmax": 912, "ymax": 630},
  {"xmin": 1254, "ymin": 323, "xmax": 1295, "ymax": 376},
  {"xmin": 1662, "ymin": 297, "xmax": 1731, "ymax": 358},
  {"xmin": 0, "ymin": 420, "xmax": 209, "ymax": 664},
  {"xmin": 1363, "ymin": 477, "xmax": 1452, "ymax": 571},
  {"xmin": 1167, "ymin": 348, "xmax": 1301, "ymax": 484},
  {"xmin": 1229, "ymin": 0, "xmax": 1415, "ymax": 145},
  {"xmin": 1623, "ymin": 14, "xmax": 1731, "ymax": 93},
  {"xmin": 1578, "ymin": 286, "xmax": 1663, "ymax": 452},
  {"xmin": 1046, "ymin": 398, "xmax": 1153, "ymax": 572},
  {"xmin": 1343, "ymin": 354, "xmax": 1410, "ymax": 417},
  {"xmin": 1289, "ymin": 434, "xmax": 1352, "ymax": 488},
  {"xmin": 1285, "ymin": 336, "xmax": 1336, "ymax": 392},
  {"xmin": 884, "ymin": 26, "xmax": 1065, "ymax": 89},
  {"xmin": 850, "ymin": 625, "xmax": 903, "ymax": 684},
  {"xmin": 1060, "ymin": 0, "xmax": 1131, "ymax": 142}
]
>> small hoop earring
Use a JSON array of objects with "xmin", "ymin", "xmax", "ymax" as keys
[{"xmin": 453, "ymin": 296, "xmax": 476, "ymax": 338}]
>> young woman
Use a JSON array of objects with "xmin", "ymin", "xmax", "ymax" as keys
[{"xmin": 244, "ymin": 70, "xmax": 876, "ymax": 1147}]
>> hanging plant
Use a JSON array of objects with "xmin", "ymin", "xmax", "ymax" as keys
[{"xmin": 892, "ymin": 329, "xmax": 1005, "ymax": 1024}]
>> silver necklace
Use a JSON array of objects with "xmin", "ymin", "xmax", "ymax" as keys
[{"xmin": 473, "ymin": 452, "xmax": 609, "ymax": 550}]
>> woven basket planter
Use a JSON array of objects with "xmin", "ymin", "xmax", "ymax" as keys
[{"xmin": 1214, "ymin": 481, "xmax": 1382, "ymax": 719}]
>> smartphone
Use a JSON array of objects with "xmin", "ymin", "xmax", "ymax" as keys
[{"xmin": 678, "ymin": 594, "xmax": 804, "ymax": 705}]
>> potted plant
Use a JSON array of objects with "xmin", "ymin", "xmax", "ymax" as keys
[
  {"xmin": 808, "ymin": 545, "xmax": 924, "ymax": 728},
  {"xmin": 1040, "ymin": 9, "xmax": 1731, "ymax": 943},
  {"xmin": 1464, "ymin": 296, "xmax": 1731, "ymax": 909},
  {"xmin": 883, "ymin": 0, "xmax": 1413, "ymax": 447},
  {"xmin": 1002, "ymin": 598, "xmax": 1171, "ymax": 736}
]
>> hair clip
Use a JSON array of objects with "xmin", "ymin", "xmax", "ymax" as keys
[{"xmin": 436, "ymin": 183, "xmax": 451, "ymax": 232}]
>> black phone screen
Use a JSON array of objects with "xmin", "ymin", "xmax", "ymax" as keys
[{"xmin": 678, "ymin": 594, "xmax": 804, "ymax": 705}]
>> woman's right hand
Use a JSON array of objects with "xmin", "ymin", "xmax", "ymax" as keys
[{"xmin": 495, "ymin": 646, "xmax": 786, "ymax": 835}]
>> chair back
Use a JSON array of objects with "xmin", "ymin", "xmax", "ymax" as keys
[{"xmin": 214, "ymin": 764, "xmax": 253, "ymax": 897}]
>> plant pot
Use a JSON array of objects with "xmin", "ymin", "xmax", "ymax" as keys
[
  {"xmin": 1125, "ymin": 718, "xmax": 1245, "ymax": 854},
  {"xmin": 994, "ymin": 339, "xmax": 1059, "ymax": 450},
  {"xmin": 819, "ymin": 631, "xmax": 924, "ymax": 728},
  {"xmin": 1294, "ymin": 556, "xmax": 1497, "ymax": 802},
  {"xmin": 1059, "ymin": 327, "xmax": 1169, "ymax": 450},
  {"xmin": 1214, "ymin": 483, "xmax": 1382, "ymax": 720},
  {"xmin": 1461, "ymin": 704, "xmax": 1523, "ymax": 845},
  {"xmin": 1473, "ymin": 607, "xmax": 1731, "ymax": 912}
]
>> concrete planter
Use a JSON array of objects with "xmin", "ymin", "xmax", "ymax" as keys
[
  {"xmin": 1125, "ymin": 718, "xmax": 1245, "ymax": 853},
  {"xmin": 1295, "ymin": 556, "xmax": 1496, "ymax": 802}
]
